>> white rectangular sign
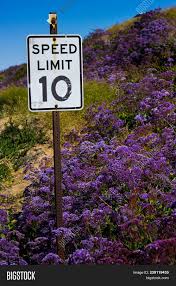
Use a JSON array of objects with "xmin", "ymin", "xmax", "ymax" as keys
[{"xmin": 27, "ymin": 35, "xmax": 83, "ymax": 111}]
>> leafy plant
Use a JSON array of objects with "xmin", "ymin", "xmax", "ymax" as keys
[
  {"xmin": 0, "ymin": 86, "xmax": 27, "ymax": 116},
  {"xmin": 0, "ymin": 163, "xmax": 11, "ymax": 183},
  {"xmin": 0, "ymin": 121, "xmax": 47, "ymax": 170}
]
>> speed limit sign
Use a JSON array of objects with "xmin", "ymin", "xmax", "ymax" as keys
[{"xmin": 27, "ymin": 35, "xmax": 83, "ymax": 111}]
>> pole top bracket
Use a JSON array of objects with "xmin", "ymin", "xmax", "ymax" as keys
[
  {"xmin": 47, "ymin": 12, "xmax": 57, "ymax": 24},
  {"xmin": 48, "ymin": 12, "xmax": 57, "ymax": 34}
]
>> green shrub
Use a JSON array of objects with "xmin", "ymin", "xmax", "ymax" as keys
[
  {"xmin": 0, "ymin": 162, "xmax": 11, "ymax": 183},
  {"xmin": 119, "ymin": 112, "xmax": 136, "ymax": 129},
  {"xmin": 0, "ymin": 86, "xmax": 28, "ymax": 116},
  {"xmin": 0, "ymin": 120, "xmax": 47, "ymax": 170}
]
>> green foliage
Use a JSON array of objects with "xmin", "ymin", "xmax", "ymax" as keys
[
  {"xmin": 0, "ymin": 86, "xmax": 28, "ymax": 116},
  {"xmin": 84, "ymin": 81, "xmax": 116, "ymax": 106},
  {"xmin": 0, "ymin": 162, "xmax": 11, "ymax": 183},
  {"xmin": 118, "ymin": 112, "xmax": 136, "ymax": 129},
  {"xmin": 0, "ymin": 121, "xmax": 47, "ymax": 170}
]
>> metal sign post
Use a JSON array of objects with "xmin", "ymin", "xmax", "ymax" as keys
[
  {"xmin": 27, "ymin": 12, "xmax": 83, "ymax": 260},
  {"xmin": 49, "ymin": 12, "xmax": 64, "ymax": 260}
]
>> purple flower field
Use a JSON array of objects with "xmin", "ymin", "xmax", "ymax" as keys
[{"xmin": 0, "ymin": 9, "xmax": 176, "ymax": 265}]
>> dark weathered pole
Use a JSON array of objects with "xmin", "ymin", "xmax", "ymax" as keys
[{"xmin": 49, "ymin": 12, "xmax": 65, "ymax": 260}]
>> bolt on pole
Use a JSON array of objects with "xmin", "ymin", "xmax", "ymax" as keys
[{"xmin": 49, "ymin": 12, "xmax": 65, "ymax": 260}]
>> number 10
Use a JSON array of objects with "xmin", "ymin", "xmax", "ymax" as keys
[{"xmin": 39, "ymin": 76, "xmax": 72, "ymax": 102}]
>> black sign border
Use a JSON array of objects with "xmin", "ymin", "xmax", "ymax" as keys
[{"xmin": 27, "ymin": 35, "xmax": 83, "ymax": 112}]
